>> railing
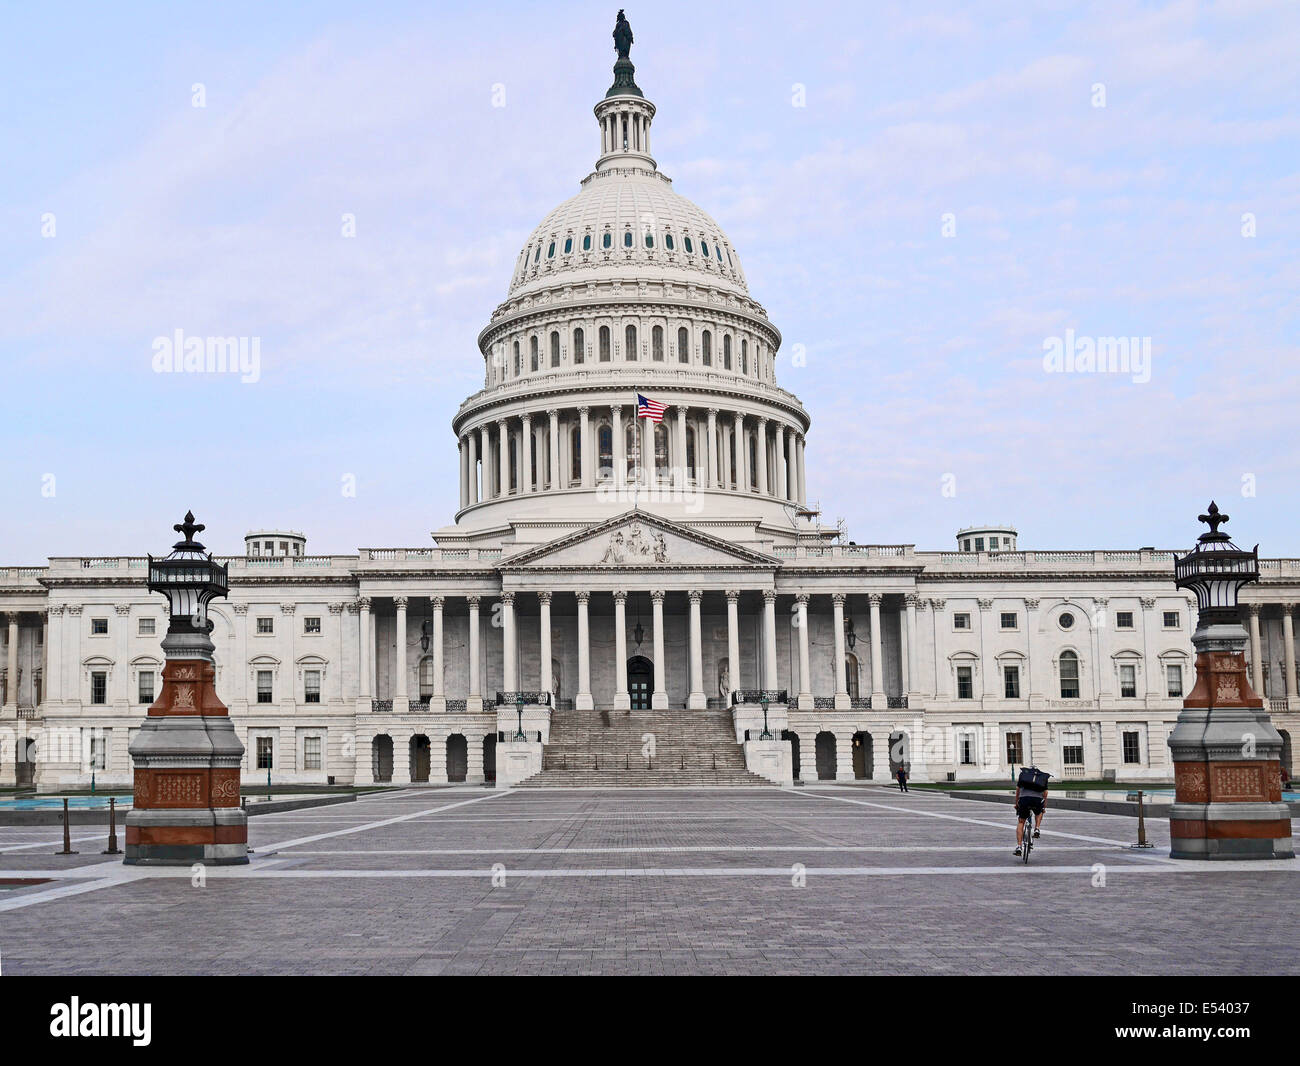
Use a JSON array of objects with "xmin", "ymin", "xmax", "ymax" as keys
[
  {"xmin": 497, "ymin": 730, "xmax": 542, "ymax": 743},
  {"xmin": 446, "ymin": 699, "xmax": 469, "ymax": 713},
  {"xmin": 16, "ymin": 706, "xmax": 37, "ymax": 719},
  {"xmin": 1271, "ymin": 698, "xmax": 1290, "ymax": 714},
  {"xmin": 811, "ymin": 696, "xmax": 837, "ymax": 710},
  {"xmin": 1062, "ymin": 764, "xmax": 1087, "ymax": 779},
  {"xmin": 849, "ymin": 697, "xmax": 872, "ymax": 710},
  {"xmin": 886, "ymin": 696, "xmax": 909, "ymax": 709},
  {"xmin": 732, "ymin": 689, "xmax": 788, "ymax": 705},
  {"xmin": 371, "ymin": 699, "xmax": 393, "ymax": 713},
  {"xmin": 496, "ymin": 691, "xmax": 553, "ymax": 707},
  {"xmin": 408, "ymin": 700, "xmax": 430, "ymax": 713}
]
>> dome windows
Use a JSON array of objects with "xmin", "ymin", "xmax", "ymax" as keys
[
  {"xmin": 583, "ymin": 234, "xmax": 592, "ymax": 251},
  {"xmin": 652, "ymin": 325, "xmax": 664, "ymax": 361},
  {"xmin": 677, "ymin": 326, "xmax": 689, "ymax": 363},
  {"xmin": 550, "ymin": 331, "xmax": 560, "ymax": 367},
  {"xmin": 723, "ymin": 335, "xmax": 732, "ymax": 370},
  {"xmin": 529, "ymin": 336, "xmax": 539, "ymax": 373},
  {"xmin": 534, "ymin": 245, "xmax": 541, "ymax": 263},
  {"xmin": 547, "ymin": 241, "xmax": 556, "ymax": 259},
  {"xmin": 573, "ymin": 327, "xmax": 585, "ymax": 365},
  {"xmin": 563, "ymin": 237, "xmax": 572, "ymax": 254},
  {"xmin": 715, "ymin": 243, "xmax": 723, "ymax": 262},
  {"xmin": 599, "ymin": 325, "xmax": 611, "ymax": 361},
  {"xmin": 644, "ymin": 233, "xmax": 654, "ymax": 248},
  {"xmin": 623, "ymin": 231, "xmax": 633, "ymax": 248},
  {"xmin": 665, "ymin": 234, "xmax": 674, "ymax": 251},
  {"xmin": 625, "ymin": 324, "xmax": 637, "ymax": 360},
  {"xmin": 700, "ymin": 239, "xmax": 709, "ymax": 257},
  {"xmin": 684, "ymin": 236, "xmax": 694, "ymax": 254},
  {"xmin": 702, "ymin": 330, "xmax": 712, "ymax": 366},
  {"xmin": 602, "ymin": 232, "xmax": 612, "ymax": 249}
]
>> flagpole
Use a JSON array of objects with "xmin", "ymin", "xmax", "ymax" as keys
[{"xmin": 632, "ymin": 392, "xmax": 640, "ymax": 511}]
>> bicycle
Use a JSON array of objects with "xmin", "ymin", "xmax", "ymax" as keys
[{"xmin": 1020, "ymin": 809, "xmax": 1033, "ymax": 864}]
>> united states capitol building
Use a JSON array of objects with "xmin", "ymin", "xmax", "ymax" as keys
[{"xmin": 3, "ymin": 20, "xmax": 1298, "ymax": 791}]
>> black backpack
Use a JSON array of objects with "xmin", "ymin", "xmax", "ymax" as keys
[{"xmin": 1017, "ymin": 766, "xmax": 1051, "ymax": 792}]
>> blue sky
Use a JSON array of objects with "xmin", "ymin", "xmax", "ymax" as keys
[{"xmin": 2, "ymin": 0, "xmax": 1297, "ymax": 560}]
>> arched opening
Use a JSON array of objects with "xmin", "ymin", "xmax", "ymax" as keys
[
  {"xmin": 652, "ymin": 324, "xmax": 664, "ymax": 361},
  {"xmin": 570, "ymin": 427, "xmax": 582, "ymax": 484},
  {"xmin": 628, "ymin": 655, "xmax": 653, "ymax": 711},
  {"xmin": 845, "ymin": 652, "xmax": 861, "ymax": 699},
  {"xmin": 686, "ymin": 426, "xmax": 696, "ymax": 479},
  {"xmin": 418, "ymin": 656, "xmax": 435, "ymax": 701},
  {"xmin": 550, "ymin": 330, "xmax": 560, "ymax": 367},
  {"xmin": 409, "ymin": 734, "xmax": 430, "ymax": 784},
  {"xmin": 815, "ymin": 732, "xmax": 836, "ymax": 781},
  {"xmin": 598, "ymin": 423, "xmax": 613, "ymax": 479},
  {"xmin": 599, "ymin": 325, "xmax": 611, "ymax": 361},
  {"xmin": 786, "ymin": 732, "xmax": 801, "ymax": 781},
  {"xmin": 16, "ymin": 737, "xmax": 35, "ymax": 787},
  {"xmin": 483, "ymin": 735, "xmax": 497, "ymax": 784},
  {"xmin": 653, "ymin": 422, "xmax": 669, "ymax": 479},
  {"xmin": 723, "ymin": 334, "xmax": 732, "ymax": 369},
  {"xmin": 573, "ymin": 327, "xmax": 585, "ymax": 365},
  {"xmin": 1059, "ymin": 651, "xmax": 1080, "ymax": 699},
  {"xmin": 625, "ymin": 422, "xmax": 638, "ymax": 478},
  {"xmin": 371, "ymin": 735, "xmax": 393, "ymax": 783},
  {"xmin": 702, "ymin": 330, "xmax": 712, "ymax": 366},
  {"xmin": 529, "ymin": 335, "xmax": 539, "ymax": 372},
  {"xmin": 677, "ymin": 326, "xmax": 689, "ymax": 363},
  {"xmin": 625, "ymin": 324, "xmax": 637, "ymax": 360},
  {"xmin": 446, "ymin": 734, "xmax": 468, "ymax": 783},
  {"xmin": 852, "ymin": 731, "xmax": 872, "ymax": 779}
]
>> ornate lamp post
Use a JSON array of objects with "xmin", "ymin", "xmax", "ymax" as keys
[
  {"xmin": 1168, "ymin": 502, "xmax": 1293, "ymax": 859},
  {"xmin": 125, "ymin": 513, "xmax": 248, "ymax": 866},
  {"xmin": 760, "ymin": 691, "xmax": 772, "ymax": 740}
]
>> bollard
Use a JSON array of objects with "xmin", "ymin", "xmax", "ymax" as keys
[
  {"xmin": 1130, "ymin": 789, "xmax": 1154, "ymax": 849},
  {"xmin": 55, "ymin": 798, "xmax": 78, "ymax": 855},
  {"xmin": 102, "ymin": 797, "xmax": 120, "ymax": 855}
]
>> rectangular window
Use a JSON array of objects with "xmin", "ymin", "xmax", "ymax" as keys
[
  {"xmin": 303, "ymin": 736, "xmax": 322, "ymax": 771},
  {"xmin": 89, "ymin": 735, "xmax": 107, "ymax": 771},
  {"xmin": 304, "ymin": 670, "xmax": 321, "ymax": 704},
  {"xmin": 138, "ymin": 617, "xmax": 155, "ymax": 636},
  {"xmin": 1166, "ymin": 664, "xmax": 1183, "ymax": 698},
  {"xmin": 256, "ymin": 617, "xmax": 274, "ymax": 635},
  {"xmin": 303, "ymin": 616, "xmax": 321, "ymax": 634},
  {"xmin": 956, "ymin": 666, "xmax": 973, "ymax": 700},
  {"xmin": 90, "ymin": 671, "xmax": 107, "ymax": 705},
  {"xmin": 91, "ymin": 617, "xmax": 108, "ymax": 635},
  {"xmin": 257, "ymin": 670, "xmax": 273, "ymax": 704},
  {"xmin": 1062, "ymin": 733, "xmax": 1084, "ymax": 766},
  {"xmin": 1003, "ymin": 665, "xmax": 1020, "ymax": 699},
  {"xmin": 974, "ymin": 537, "xmax": 984, "ymax": 551},
  {"xmin": 1000, "ymin": 612, "xmax": 1018, "ymax": 630},
  {"xmin": 1122, "ymin": 730, "xmax": 1141, "ymax": 764},
  {"xmin": 953, "ymin": 613, "xmax": 970, "ymax": 630},
  {"xmin": 1005, "ymin": 732, "xmax": 1024, "ymax": 764},
  {"xmin": 1163, "ymin": 611, "xmax": 1180, "ymax": 628},
  {"xmin": 1120, "ymin": 664, "xmax": 1137, "ymax": 698},
  {"xmin": 256, "ymin": 736, "xmax": 274, "ymax": 770},
  {"xmin": 959, "ymin": 735, "xmax": 976, "ymax": 764},
  {"xmin": 1115, "ymin": 611, "xmax": 1134, "ymax": 629},
  {"xmin": 138, "ymin": 671, "xmax": 155, "ymax": 705}
]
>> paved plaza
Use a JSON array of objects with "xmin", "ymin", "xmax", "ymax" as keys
[{"xmin": 0, "ymin": 786, "xmax": 1296, "ymax": 975}]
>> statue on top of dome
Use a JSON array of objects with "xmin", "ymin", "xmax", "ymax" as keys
[{"xmin": 613, "ymin": 10, "xmax": 633, "ymax": 59}]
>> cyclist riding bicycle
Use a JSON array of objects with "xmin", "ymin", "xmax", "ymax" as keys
[{"xmin": 1013, "ymin": 766, "xmax": 1049, "ymax": 857}]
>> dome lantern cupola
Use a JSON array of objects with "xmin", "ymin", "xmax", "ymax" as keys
[{"xmin": 595, "ymin": 10, "xmax": 656, "ymax": 174}]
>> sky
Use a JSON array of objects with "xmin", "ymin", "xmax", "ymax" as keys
[{"xmin": 1, "ymin": 0, "xmax": 1297, "ymax": 561}]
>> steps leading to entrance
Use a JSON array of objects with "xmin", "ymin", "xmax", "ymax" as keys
[{"xmin": 517, "ymin": 707, "xmax": 773, "ymax": 787}]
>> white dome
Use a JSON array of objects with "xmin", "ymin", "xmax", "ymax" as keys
[{"xmin": 507, "ymin": 168, "xmax": 749, "ymax": 300}]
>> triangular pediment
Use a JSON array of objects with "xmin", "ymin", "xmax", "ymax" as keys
[{"xmin": 503, "ymin": 511, "xmax": 775, "ymax": 570}]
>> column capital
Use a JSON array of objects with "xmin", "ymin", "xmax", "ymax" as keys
[
  {"xmin": 233, "ymin": 603, "xmax": 250, "ymax": 615},
  {"xmin": 868, "ymin": 593, "xmax": 883, "ymax": 607},
  {"xmin": 521, "ymin": 412, "xmax": 532, "ymax": 425},
  {"xmin": 501, "ymin": 591, "xmax": 515, "ymax": 607},
  {"xmin": 757, "ymin": 414, "xmax": 768, "ymax": 426},
  {"xmin": 48, "ymin": 604, "xmax": 65, "ymax": 616},
  {"xmin": 613, "ymin": 590, "xmax": 627, "ymax": 606},
  {"xmin": 928, "ymin": 598, "xmax": 945, "ymax": 611},
  {"xmin": 708, "ymin": 407, "xmax": 719, "ymax": 418},
  {"xmin": 1282, "ymin": 602, "xmax": 1297, "ymax": 614},
  {"xmin": 976, "ymin": 598, "xmax": 993, "ymax": 610},
  {"xmin": 393, "ymin": 596, "xmax": 408, "ymax": 609},
  {"xmin": 1140, "ymin": 596, "xmax": 1157, "ymax": 608},
  {"xmin": 496, "ymin": 417, "xmax": 508, "ymax": 428},
  {"xmin": 577, "ymin": 404, "xmax": 590, "ymax": 416},
  {"xmin": 795, "ymin": 592, "xmax": 809, "ymax": 606},
  {"xmin": 280, "ymin": 602, "xmax": 296, "ymax": 614},
  {"xmin": 904, "ymin": 593, "xmax": 919, "ymax": 608},
  {"xmin": 115, "ymin": 604, "xmax": 131, "ymax": 616},
  {"xmin": 651, "ymin": 589, "xmax": 665, "ymax": 605},
  {"xmin": 547, "ymin": 408, "xmax": 559, "ymax": 420},
  {"xmin": 688, "ymin": 589, "xmax": 703, "ymax": 605},
  {"xmin": 763, "ymin": 590, "xmax": 776, "ymax": 605},
  {"xmin": 1246, "ymin": 603, "xmax": 1261, "ymax": 617},
  {"xmin": 66, "ymin": 605, "xmax": 82, "ymax": 616},
  {"xmin": 467, "ymin": 595, "xmax": 481, "ymax": 609},
  {"xmin": 1023, "ymin": 598, "xmax": 1039, "ymax": 609},
  {"xmin": 431, "ymin": 595, "xmax": 445, "ymax": 609},
  {"xmin": 537, "ymin": 591, "xmax": 552, "ymax": 606},
  {"xmin": 328, "ymin": 602, "xmax": 347, "ymax": 614},
  {"xmin": 832, "ymin": 592, "xmax": 846, "ymax": 607},
  {"xmin": 725, "ymin": 589, "xmax": 740, "ymax": 604}
]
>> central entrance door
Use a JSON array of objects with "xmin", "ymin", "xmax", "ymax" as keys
[{"xmin": 627, "ymin": 655, "xmax": 653, "ymax": 710}]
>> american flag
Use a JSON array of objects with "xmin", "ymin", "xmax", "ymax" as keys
[{"xmin": 636, "ymin": 393, "xmax": 667, "ymax": 423}]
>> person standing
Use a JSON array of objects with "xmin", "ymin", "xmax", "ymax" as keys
[{"xmin": 896, "ymin": 765, "xmax": 909, "ymax": 792}]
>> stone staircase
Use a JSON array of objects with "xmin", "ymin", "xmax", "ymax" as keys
[{"xmin": 515, "ymin": 706, "xmax": 773, "ymax": 787}]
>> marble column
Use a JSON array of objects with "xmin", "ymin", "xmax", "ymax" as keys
[
  {"xmin": 548, "ymin": 409, "xmax": 560, "ymax": 490},
  {"xmin": 756, "ymin": 417, "xmax": 769, "ymax": 496},
  {"xmin": 688, "ymin": 590, "xmax": 705, "ymax": 709},
  {"xmin": 1283, "ymin": 605, "xmax": 1296, "ymax": 705},
  {"xmin": 357, "ymin": 597, "xmax": 372, "ymax": 705},
  {"xmin": 763, "ymin": 591, "xmax": 778, "ymax": 691},
  {"xmin": 478, "ymin": 425, "xmax": 491, "ymax": 498},
  {"xmin": 726, "ymin": 589, "xmax": 740, "ymax": 702},
  {"xmin": 736, "ymin": 413, "xmax": 748, "ymax": 493},
  {"xmin": 796, "ymin": 435, "xmax": 807, "ymax": 506},
  {"xmin": 899, "ymin": 601, "xmax": 911, "ymax": 702},
  {"xmin": 675, "ymin": 407, "xmax": 688, "ymax": 489},
  {"xmin": 497, "ymin": 419, "xmax": 510, "ymax": 497},
  {"xmin": 775, "ymin": 425, "xmax": 788, "ymax": 501},
  {"xmin": 431, "ymin": 596, "xmax": 445, "ymax": 710},
  {"xmin": 642, "ymin": 412, "xmax": 654, "ymax": 487},
  {"xmin": 459, "ymin": 437, "xmax": 468, "ymax": 510},
  {"xmin": 393, "ymin": 597, "xmax": 409, "ymax": 712},
  {"xmin": 651, "ymin": 590, "xmax": 667, "ymax": 709},
  {"xmin": 502, "ymin": 591, "xmax": 517, "ymax": 693},
  {"xmin": 786, "ymin": 429, "xmax": 798, "ymax": 501},
  {"xmin": 468, "ymin": 429, "xmax": 479, "ymax": 503},
  {"xmin": 832, "ymin": 593, "xmax": 849, "ymax": 709},
  {"xmin": 705, "ymin": 408, "xmax": 717, "ymax": 489},
  {"xmin": 796, "ymin": 593, "xmax": 811, "ymax": 704},
  {"xmin": 3, "ymin": 614, "xmax": 17, "ymax": 711},
  {"xmin": 576, "ymin": 592, "xmax": 593, "ymax": 710},
  {"xmin": 612, "ymin": 404, "xmax": 625, "ymax": 489},
  {"xmin": 46, "ymin": 605, "xmax": 63, "ymax": 703},
  {"xmin": 579, "ymin": 406, "xmax": 593, "ymax": 488},
  {"xmin": 869, "ymin": 593, "xmax": 885, "ymax": 705},
  {"xmin": 905, "ymin": 594, "xmax": 920, "ymax": 696},
  {"xmin": 520, "ymin": 414, "xmax": 533, "ymax": 494},
  {"xmin": 1247, "ymin": 605, "xmax": 1264, "ymax": 698},
  {"xmin": 614, "ymin": 591, "xmax": 630, "ymax": 710},
  {"xmin": 467, "ymin": 596, "xmax": 482, "ymax": 713},
  {"xmin": 539, "ymin": 592, "xmax": 553, "ymax": 696}
]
